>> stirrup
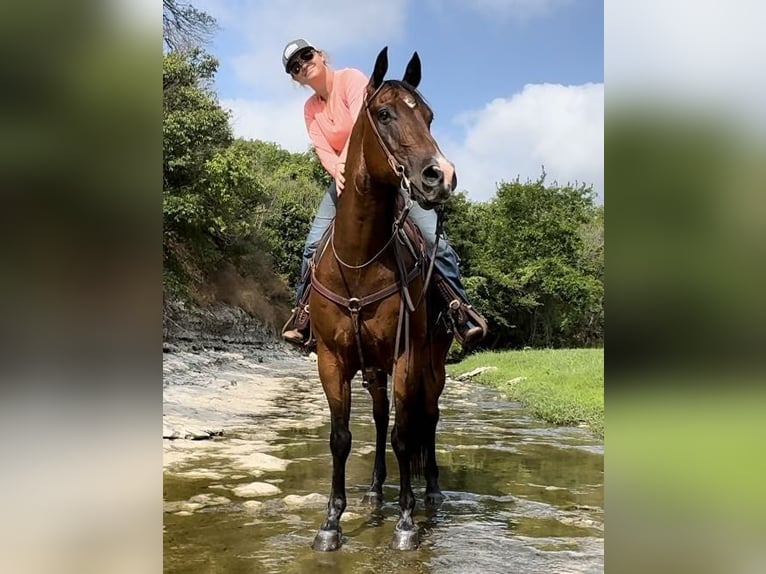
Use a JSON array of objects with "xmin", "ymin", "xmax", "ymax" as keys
[
  {"xmin": 448, "ymin": 299, "xmax": 488, "ymax": 349},
  {"xmin": 281, "ymin": 304, "xmax": 311, "ymax": 346}
]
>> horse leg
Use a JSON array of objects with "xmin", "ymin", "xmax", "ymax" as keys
[
  {"xmin": 423, "ymin": 406, "xmax": 444, "ymax": 507},
  {"xmin": 362, "ymin": 371, "xmax": 388, "ymax": 507},
  {"xmin": 390, "ymin": 404, "xmax": 419, "ymax": 550},
  {"xmin": 312, "ymin": 363, "xmax": 352, "ymax": 552},
  {"xmin": 424, "ymin": 366, "xmax": 446, "ymax": 507}
]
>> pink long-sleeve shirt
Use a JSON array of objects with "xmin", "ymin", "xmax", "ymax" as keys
[{"xmin": 303, "ymin": 67, "xmax": 369, "ymax": 178}]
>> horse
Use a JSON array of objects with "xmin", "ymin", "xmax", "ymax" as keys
[{"xmin": 308, "ymin": 46, "xmax": 457, "ymax": 552}]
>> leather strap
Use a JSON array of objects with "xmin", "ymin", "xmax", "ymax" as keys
[{"xmin": 310, "ymin": 263, "xmax": 421, "ymax": 312}]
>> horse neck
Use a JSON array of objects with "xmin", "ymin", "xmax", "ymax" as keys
[{"xmin": 333, "ymin": 167, "xmax": 395, "ymax": 267}]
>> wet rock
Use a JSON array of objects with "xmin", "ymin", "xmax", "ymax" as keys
[
  {"xmin": 163, "ymin": 423, "xmax": 223, "ymax": 440},
  {"xmin": 527, "ymin": 483, "xmax": 565, "ymax": 491},
  {"xmin": 232, "ymin": 481, "xmax": 282, "ymax": 497},
  {"xmin": 242, "ymin": 500, "xmax": 264, "ymax": 513},
  {"xmin": 164, "ymin": 501, "xmax": 203, "ymax": 513},
  {"xmin": 282, "ymin": 493, "xmax": 328, "ymax": 508},
  {"xmin": 189, "ymin": 494, "xmax": 231, "ymax": 506},
  {"xmin": 230, "ymin": 452, "xmax": 290, "ymax": 473},
  {"xmin": 560, "ymin": 516, "xmax": 603, "ymax": 531},
  {"xmin": 177, "ymin": 469, "xmax": 226, "ymax": 480},
  {"xmin": 283, "ymin": 514, "xmax": 303, "ymax": 524},
  {"xmin": 457, "ymin": 366, "xmax": 498, "ymax": 381}
]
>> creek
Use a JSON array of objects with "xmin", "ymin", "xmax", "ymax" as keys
[{"xmin": 163, "ymin": 347, "xmax": 603, "ymax": 573}]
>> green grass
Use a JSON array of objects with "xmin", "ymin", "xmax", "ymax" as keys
[{"xmin": 447, "ymin": 348, "xmax": 604, "ymax": 437}]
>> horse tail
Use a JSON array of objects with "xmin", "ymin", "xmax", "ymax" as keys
[
  {"xmin": 409, "ymin": 438, "xmax": 428, "ymax": 479},
  {"xmin": 408, "ymin": 382, "xmax": 428, "ymax": 479}
]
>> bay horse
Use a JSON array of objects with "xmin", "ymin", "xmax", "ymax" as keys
[{"xmin": 308, "ymin": 47, "xmax": 456, "ymax": 551}]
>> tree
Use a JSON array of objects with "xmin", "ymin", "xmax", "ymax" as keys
[
  {"xmin": 238, "ymin": 140, "xmax": 329, "ymax": 286},
  {"xmin": 163, "ymin": 49, "xmax": 265, "ymax": 292},
  {"xmin": 163, "ymin": 0, "xmax": 217, "ymax": 52},
  {"xmin": 446, "ymin": 174, "xmax": 603, "ymax": 349},
  {"xmin": 441, "ymin": 190, "xmax": 483, "ymax": 277}
]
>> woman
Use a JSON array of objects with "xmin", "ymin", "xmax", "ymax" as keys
[{"xmin": 279, "ymin": 39, "xmax": 487, "ymax": 348}]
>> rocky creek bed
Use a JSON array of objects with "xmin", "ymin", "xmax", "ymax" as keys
[{"xmin": 163, "ymin": 337, "xmax": 604, "ymax": 573}]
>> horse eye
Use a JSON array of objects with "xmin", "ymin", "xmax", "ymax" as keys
[{"xmin": 377, "ymin": 108, "xmax": 392, "ymax": 123}]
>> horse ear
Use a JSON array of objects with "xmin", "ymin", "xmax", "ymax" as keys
[
  {"xmin": 369, "ymin": 46, "xmax": 388, "ymax": 91},
  {"xmin": 402, "ymin": 52, "xmax": 421, "ymax": 89}
]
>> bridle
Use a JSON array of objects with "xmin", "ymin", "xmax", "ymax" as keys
[
  {"xmin": 361, "ymin": 80, "xmax": 444, "ymax": 308},
  {"xmin": 312, "ymin": 80, "xmax": 447, "ymax": 395},
  {"xmin": 363, "ymin": 81, "xmax": 424, "ymax": 207}
]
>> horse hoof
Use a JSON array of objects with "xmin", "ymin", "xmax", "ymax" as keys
[
  {"xmin": 424, "ymin": 491, "xmax": 444, "ymax": 506},
  {"xmin": 390, "ymin": 527, "xmax": 419, "ymax": 550},
  {"xmin": 312, "ymin": 528, "xmax": 342, "ymax": 552},
  {"xmin": 362, "ymin": 491, "xmax": 383, "ymax": 507}
]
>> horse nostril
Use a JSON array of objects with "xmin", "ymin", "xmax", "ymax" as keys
[{"xmin": 421, "ymin": 165, "xmax": 444, "ymax": 186}]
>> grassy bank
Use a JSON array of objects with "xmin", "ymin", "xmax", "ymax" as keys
[{"xmin": 448, "ymin": 348, "xmax": 604, "ymax": 437}]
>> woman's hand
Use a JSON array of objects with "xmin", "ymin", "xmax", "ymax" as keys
[{"xmin": 335, "ymin": 163, "xmax": 346, "ymax": 195}]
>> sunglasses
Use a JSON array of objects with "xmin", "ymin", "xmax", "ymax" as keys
[{"xmin": 288, "ymin": 49, "xmax": 315, "ymax": 75}]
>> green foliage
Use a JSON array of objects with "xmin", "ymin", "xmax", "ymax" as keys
[
  {"xmin": 442, "ymin": 190, "xmax": 484, "ymax": 277},
  {"xmin": 236, "ymin": 139, "xmax": 328, "ymax": 287},
  {"xmin": 163, "ymin": 49, "xmax": 267, "ymax": 293},
  {"xmin": 444, "ymin": 174, "xmax": 604, "ymax": 349},
  {"xmin": 448, "ymin": 348, "xmax": 604, "ymax": 436}
]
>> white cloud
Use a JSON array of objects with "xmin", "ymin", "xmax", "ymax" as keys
[
  {"xmin": 224, "ymin": 83, "xmax": 604, "ymax": 204},
  {"xmin": 197, "ymin": 0, "xmax": 406, "ymax": 93},
  {"xmin": 441, "ymin": 83, "xmax": 604, "ymax": 202},
  {"xmin": 221, "ymin": 95, "xmax": 312, "ymax": 152}
]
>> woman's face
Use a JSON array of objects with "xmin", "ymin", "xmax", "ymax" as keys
[{"xmin": 289, "ymin": 49, "xmax": 324, "ymax": 83}]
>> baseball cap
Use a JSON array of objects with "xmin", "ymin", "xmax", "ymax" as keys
[{"xmin": 282, "ymin": 38, "xmax": 315, "ymax": 72}]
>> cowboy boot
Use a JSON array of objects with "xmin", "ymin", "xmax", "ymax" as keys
[
  {"xmin": 434, "ymin": 276, "xmax": 488, "ymax": 349},
  {"xmin": 447, "ymin": 298, "xmax": 488, "ymax": 349},
  {"xmin": 281, "ymin": 303, "xmax": 311, "ymax": 345}
]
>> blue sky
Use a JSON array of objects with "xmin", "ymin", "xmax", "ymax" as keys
[{"xmin": 193, "ymin": 0, "xmax": 604, "ymax": 202}]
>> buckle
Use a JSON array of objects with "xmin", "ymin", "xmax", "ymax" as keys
[{"xmin": 347, "ymin": 297, "xmax": 361, "ymax": 313}]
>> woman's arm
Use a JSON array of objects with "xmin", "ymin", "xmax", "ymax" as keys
[{"xmin": 305, "ymin": 104, "xmax": 343, "ymax": 178}]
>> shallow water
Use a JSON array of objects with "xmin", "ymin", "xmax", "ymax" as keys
[{"xmin": 163, "ymin": 350, "xmax": 603, "ymax": 573}]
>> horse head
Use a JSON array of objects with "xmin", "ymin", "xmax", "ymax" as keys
[{"xmin": 363, "ymin": 47, "xmax": 457, "ymax": 209}]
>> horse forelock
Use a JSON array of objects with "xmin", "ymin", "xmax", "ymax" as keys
[{"xmin": 373, "ymin": 80, "xmax": 432, "ymax": 117}]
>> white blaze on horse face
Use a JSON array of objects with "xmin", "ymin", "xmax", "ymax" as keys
[{"xmin": 402, "ymin": 94, "xmax": 417, "ymax": 108}]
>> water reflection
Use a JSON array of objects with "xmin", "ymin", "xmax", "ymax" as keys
[{"xmin": 164, "ymin": 353, "xmax": 603, "ymax": 573}]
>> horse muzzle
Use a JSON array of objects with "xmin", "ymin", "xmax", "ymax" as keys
[{"xmin": 411, "ymin": 158, "xmax": 456, "ymax": 208}]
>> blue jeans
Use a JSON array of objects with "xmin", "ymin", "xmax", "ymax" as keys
[{"xmin": 296, "ymin": 182, "xmax": 469, "ymax": 303}]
